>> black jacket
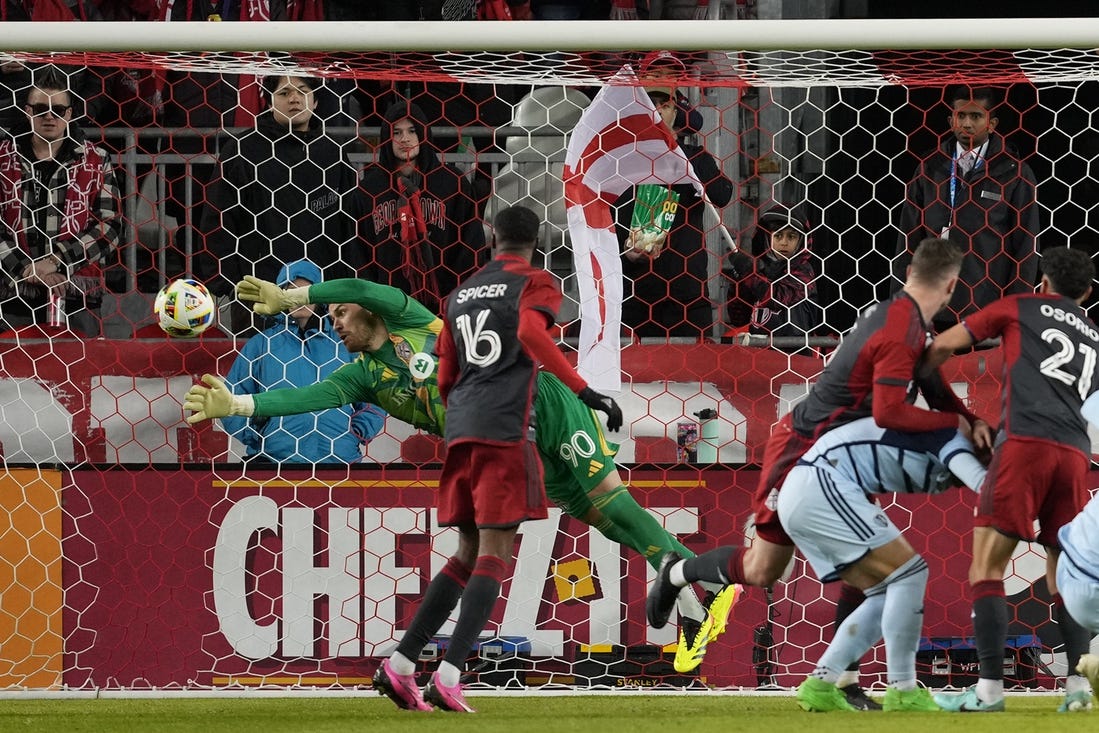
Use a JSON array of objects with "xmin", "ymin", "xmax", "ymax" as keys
[
  {"xmin": 352, "ymin": 101, "xmax": 486, "ymax": 314},
  {"xmin": 199, "ymin": 114, "xmax": 359, "ymax": 295},
  {"xmin": 615, "ymin": 143, "xmax": 734, "ymax": 307},
  {"xmin": 894, "ymin": 134, "xmax": 1039, "ymax": 328}
]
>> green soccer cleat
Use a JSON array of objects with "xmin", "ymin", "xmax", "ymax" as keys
[
  {"xmin": 673, "ymin": 612, "xmax": 715, "ymax": 673},
  {"xmin": 796, "ymin": 677, "xmax": 858, "ymax": 712},
  {"xmin": 933, "ymin": 686, "xmax": 1005, "ymax": 712},
  {"xmin": 883, "ymin": 686, "xmax": 939, "ymax": 712},
  {"xmin": 1058, "ymin": 689, "xmax": 1093, "ymax": 713},
  {"xmin": 702, "ymin": 584, "xmax": 742, "ymax": 643}
]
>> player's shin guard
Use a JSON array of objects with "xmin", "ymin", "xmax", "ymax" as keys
[
  {"xmin": 816, "ymin": 591, "xmax": 885, "ymax": 677},
  {"xmin": 681, "ymin": 546, "xmax": 737, "ymax": 585},
  {"xmin": 397, "ymin": 556, "xmax": 473, "ymax": 663},
  {"xmin": 1053, "ymin": 592, "xmax": 1093, "ymax": 678},
  {"xmin": 442, "ymin": 556, "xmax": 508, "ymax": 673},
  {"xmin": 971, "ymin": 579, "xmax": 1008, "ymax": 682},
  {"xmin": 879, "ymin": 555, "xmax": 929, "ymax": 687}
]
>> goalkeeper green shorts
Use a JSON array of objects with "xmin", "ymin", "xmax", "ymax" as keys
[{"xmin": 533, "ymin": 372, "xmax": 620, "ymax": 519}]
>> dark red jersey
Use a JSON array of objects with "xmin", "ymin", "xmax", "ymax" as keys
[
  {"xmin": 963, "ymin": 293, "xmax": 1099, "ymax": 454},
  {"xmin": 791, "ymin": 291, "xmax": 962, "ymax": 439},
  {"xmin": 438, "ymin": 253, "xmax": 561, "ymax": 445}
]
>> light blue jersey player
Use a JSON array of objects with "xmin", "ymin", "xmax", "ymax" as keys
[
  {"xmin": 1060, "ymin": 393, "xmax": 1099, "ymax": 703},
  {"xmin": 778, "ymin": 417, "xmax": 986, "ymax": 712}
]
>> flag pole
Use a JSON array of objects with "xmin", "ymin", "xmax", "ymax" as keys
[{"xmin": 704, "ymin": 198, "xmax": 737, "ymax": 252}]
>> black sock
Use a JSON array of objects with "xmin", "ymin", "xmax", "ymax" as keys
[
  {"xmin": 972, "ymin": 580, "xmax": 1008, "ymax": 681},
  {"xmin": 396, "ymin": 557, "xmax": 472, "ymax": 662},
  {"xmin": 442, "ymin": 555, "xmax": 508, "ymax": 673},
  {"xmin": 835, "ymin": 584, "xmax": 865, "ymax": 674},
  {"xmin": 682, "ymin": 546, "xmax": 736, "ymax": 585},
  {"xmin": 1054, "ymin": 593, "xmax": 1092, "ymax": 676}
]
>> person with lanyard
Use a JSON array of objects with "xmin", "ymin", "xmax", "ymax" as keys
[{"xmin": 892, "ymin": 85, "xmax": 1038, "ymax": 333}]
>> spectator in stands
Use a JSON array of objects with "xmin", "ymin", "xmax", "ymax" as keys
[
  {"xmin": 0, "ymin": 66, "xmax": 122, "ymax": 336},
  {"xmin": 615, "ymin": 86, "xmax": 733, "ymax": 341},
  {"xmin": 639, "ymin": 50, "xmax": 704, "ymax": 139},
  {"xmin": 439, "ymin": 0, "xmax": 530, "ymax": 19},
  {"xmin": 352, "ymin": 100, "xmax": 486, "ymax": 315},
  {"xmin": 221, "ymin": 258, "xmax": 384, "ymax": 464},
  {"xmin": 723, "ymin": 204, "xmax": 823, "ymax": 350},
  {"xmin": 199, "ymin": 73, "xmax": 359, "ymax": 334},
  {"xmin": 894, "ymin": 85, "xmax": 1039, "ymax": 333}
]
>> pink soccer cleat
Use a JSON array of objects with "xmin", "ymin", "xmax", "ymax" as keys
[
  {"xmin": 372, "ymin": 658, "xmax": 433, "ymax": 712},
  {"xmin": 423, "ymin": 671, "xmax": 476, "ymax": 712}
]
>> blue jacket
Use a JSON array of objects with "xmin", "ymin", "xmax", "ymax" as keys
[{"xmin": 221, "ymin": 260, "xmax": 385, "ymax": 462}]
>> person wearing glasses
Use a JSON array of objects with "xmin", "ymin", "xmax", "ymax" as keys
[{"xmin": 0, "ymin": 65, "xmax": 122, "ymax": 337}]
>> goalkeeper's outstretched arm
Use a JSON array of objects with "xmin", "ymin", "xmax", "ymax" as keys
[
  {"xmin": 236, "ymin": 275, "xmax": 429, "ymax": 322},
  {"xmin": 184, "ymin": 373, "xmax": 352, "ymax": 424}
]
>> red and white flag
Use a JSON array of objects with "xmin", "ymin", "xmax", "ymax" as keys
[{"xmin": 564, "ymin": 69, "xmax": 703, "ymax": 391}]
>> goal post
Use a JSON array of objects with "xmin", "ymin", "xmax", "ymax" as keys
[{"xmin": 0, "ymin": 18, "xmax": 1094, "ymax": 693}]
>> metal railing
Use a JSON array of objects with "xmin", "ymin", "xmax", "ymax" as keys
[{"xmin": 90, "ymin": 124, "xmax": 527, "ymax": 292}]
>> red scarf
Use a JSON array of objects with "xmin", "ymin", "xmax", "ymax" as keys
[
  {"xmin": 395, "ymin": 175, "xmax": 438, "ymax": 305},
  {"xmin": 0, "ymin": 141, "xmax": 107, "ymax": 296}
]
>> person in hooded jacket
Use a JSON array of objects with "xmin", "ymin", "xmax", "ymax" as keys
[
  {"xmin": 352, "ymin": 100, "xmax": 486, "ymax": 316},
  {"xmin": 723, "ymin": 204, "xmax": 823, "ymax": 350},
  {"xmin": 221, "ymin": 259, "xmax": 384, "ymax": 464},
  {"xmin": 199, "ymin": 74, "xmax": 360, "ymax": 333}
]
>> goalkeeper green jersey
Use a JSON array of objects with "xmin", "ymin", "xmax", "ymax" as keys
[
  {"xmin": 246, "ymin": 279, "xmax": 616, "ymax": 512},
  {"xmin": 251, "ymin": 279, "xmax": 447, "ymax": 434}
]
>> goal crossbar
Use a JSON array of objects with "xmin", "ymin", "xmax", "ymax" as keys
[{"xmin": 1, "ymin": 18, "xmax": 1099, "ymax": 53}]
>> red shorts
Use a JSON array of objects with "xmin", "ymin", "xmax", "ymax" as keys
[
  {"xmin": 976, "ymin": 437, "xmax": 1090, "ymax": 546},
  {"xmin": 437, "ymin": 440, "xmax": 548, "ymax": 528},
  {"xmin": 752, "ymin": 414, "xmax": 815, "ymax": 545}
]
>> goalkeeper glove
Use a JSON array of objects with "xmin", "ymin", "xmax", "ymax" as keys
[
  {"xmin": 235, "ymin": 275, "xmax": 310, "ymax": 316},
  {"xmin": 184, "ymin": 374, "xmax": 255, "ymax": 424},
  {"xmin": 578, "ymin": 387, "xmax": 623, "ymax": 432}
]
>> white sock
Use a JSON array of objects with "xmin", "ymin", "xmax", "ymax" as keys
[
  {"xmin": 811, "ymin": 666, "xmax": 842, "ymax": 684},
  {"xmin": 436, "ymin": 660, "xmax": 462, "ymax": 688},
  {"xmin": 891, "ymin": 678, "xmax": 917, "ymax": 691},
  {"xmin": 675, "ymin": 584, "xmax": 707, "ymax": 622},
  {"xmin": 836, "ymin": 670, "xmax": 858, "ymax": 688},
  {"xmin": 389, "ymin": 651, "xmax": 416, "ymax": 676},
  {"xmin": 976, "ymin": 677, "xmax": 1004, "ymax": 702},
  {"xmin": 1066, "ymin": 674, "xmax": 1091, "ymax": 695},
  {"xmin": 669, "ymin": 560, "xmax": 688, "ymax": 588}
]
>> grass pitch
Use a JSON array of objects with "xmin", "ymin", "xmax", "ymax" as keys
[{"xmin": 0, "ymin": 693, "xmax": 1080, "ymax": 733}]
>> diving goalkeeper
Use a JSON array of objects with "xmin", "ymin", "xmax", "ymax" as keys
[{"xmin": 183, "ymin": 275, "xmax": 740, "ymax": 673}]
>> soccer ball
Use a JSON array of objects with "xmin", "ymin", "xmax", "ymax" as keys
[{"xmin": 153, "ymin": 278, "xmax": 216, "ymax": 338}]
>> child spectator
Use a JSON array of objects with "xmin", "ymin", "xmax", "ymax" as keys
[{"xmin": 724, "ymin": 205, "xmax": 822, "ymax": 350}]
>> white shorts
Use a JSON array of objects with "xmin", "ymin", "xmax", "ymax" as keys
[
  {"xmin": 776, "ymin": 463, "xmax": 901, "ymax": 583},
  {"xmin": 1056, "ymin": 554, "xmax": 1099, "ymax": 634}
]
